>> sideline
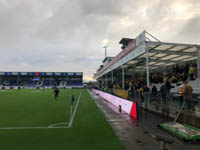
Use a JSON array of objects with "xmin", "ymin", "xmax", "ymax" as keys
[
  {"xmin": 0, "ymin": 126, "xmax": 70, "ymax": 130},
  {"xmin": 68, "ymin": 90, "xmax": 83, "ymax": 128}
]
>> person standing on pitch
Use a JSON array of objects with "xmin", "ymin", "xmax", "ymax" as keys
[{"xmin": 53, "ymin": 87, "xmax": 60, "ymax": 100}]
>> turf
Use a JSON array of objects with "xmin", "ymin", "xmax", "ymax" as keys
[{"xmin": 0, "ymin": 89, "xmax": 124, "ymax": 150}]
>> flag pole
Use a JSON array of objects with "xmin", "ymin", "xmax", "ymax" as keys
[
  {"xmin": 70, "ymin": 95, "xmax": 75, "ymax": 121},
  {"xmin": 70, "ymin": 104, "xmax": 73, "ymax": 121}
]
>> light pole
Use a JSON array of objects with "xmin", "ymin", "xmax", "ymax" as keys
[
  {"xmin": 103, "ymin": 39, "xmax": 109, "ymax": 58},
  {"xmin": 103, "ymin": 45, "xmax": 107, "ymax": 58}
]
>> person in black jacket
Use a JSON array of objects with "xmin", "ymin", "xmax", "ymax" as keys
[
  {"xmin": 165, "ymin": 79, "xmax": 171, "ymax": 102},
  {"xmin": 160, "ymin": 82, "xmax": 169, "ymax": 115},
  {"xmin": 160, "ymin": 83, "xmax": 167, "ymax": 105},
  {"xmin": 53, "ymin": 87, "xmax": 60, "ymax": 100},
  {"xmin": 151, "ymin": 84, "xmax": 157, "ymax": 102}
]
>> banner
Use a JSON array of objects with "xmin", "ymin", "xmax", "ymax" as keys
[{"xmin": 93, "ymin": 89, "xmax": 137, "ymax": 120}]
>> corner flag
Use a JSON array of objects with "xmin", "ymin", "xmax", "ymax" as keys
[
  {"xmin": 70, "ymin": 95, "xmax": 75, "ymax": 120},
  {"xmin": 72, "ymin": 95, "xmax": 75, "ymax": 104}
]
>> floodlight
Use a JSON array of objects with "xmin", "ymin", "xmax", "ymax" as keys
[{"xmin": 102, "ymin": 39, "xmax": 109, "ymax": 58}]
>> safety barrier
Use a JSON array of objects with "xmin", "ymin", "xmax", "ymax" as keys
[
  {"xmin": 93, "ymin": 89, "xmax": 137, "ymax": 120},
  {"xmin": 130, "ymin": 90, "xmax": 200, "ymax": 128}
]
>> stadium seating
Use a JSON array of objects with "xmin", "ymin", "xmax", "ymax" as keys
[
  {"xmin": 170, "ymin": 79, "xmax": 200, "ymax": 94},
  {"xmin": 0, "ymin": 79, "xmax": 82, "ymax": 88}
]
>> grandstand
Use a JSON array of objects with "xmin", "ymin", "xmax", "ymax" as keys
[
  {"xmin": 94, "ymin": 31, "xmax": 200, "ymax": 95},
  {"xmin": 0, "ymin": 72, "xmax": 83, "ymax": 89},
  {"xmin": 93, "ymin": 31, "xmax": 200, "ymax": 129},
  {"xmin": 94, "ymin": 31, "xmax": 200, "ymax": 88}
]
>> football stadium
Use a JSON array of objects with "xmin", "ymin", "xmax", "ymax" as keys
[
  {"xmin": 1, "ymin": 1, "xmax": 200, "ymax": 150},
  {"xmin": 1, "ymin": 31, "xmax": 200, "ymax": 150}
]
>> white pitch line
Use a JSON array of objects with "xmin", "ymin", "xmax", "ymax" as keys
[
  {"xmin": 0, "ymin": 126, "xmax": 70, "ymax": 130},
  {"xmin": 48, "ymin": 122, "xmax": 68, "ymax": 128},
  {"xmin": 68, "ymin": 90, "xmax": 82, "ymax": 128}
]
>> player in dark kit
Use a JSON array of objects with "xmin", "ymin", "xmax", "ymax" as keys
[{"xmin": 53, "ymin": 87, "xmax": 59, "ymax": 100}]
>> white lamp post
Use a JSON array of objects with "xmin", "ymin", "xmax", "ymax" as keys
[{"xmin": 103, "ymin": 39, "xmax": 109, "ymax": 58}]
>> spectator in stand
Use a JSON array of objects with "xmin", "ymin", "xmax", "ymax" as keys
[
  {"xmin": 168, "ymin": 71, "xmax": 172, "ymax": 79},
  {"xmin": 165, "ymin": 79, "xmax": 171, "ymax": 101},
  {"xmin": 135, "ymin": 82, "xmax": 140, "ymax": 91},
  {"xmin": 189, "ymin": 64, "xmax": 195, "ymax": 80},
  {"xmin": 183, "ymin": 80, "xmax": 193, "ymax": 109},
  {"xmin": 138, "ymin": 86, "xmax": 144, "ymax": 100},
  {"xmin": 177, "ymin": 84, "xmax": 184, "ymax": 110},
  {"xmin": 114, "ymin": 83, "xmax": 121, "ymax": 89},
  {"xmin": 143, "ymin": 85, "xmax": 150, "ymax": 108},
  {"xmin": 194, "ymin": 63, "xmax": 198, "ymax": 79},
  {"xmin": 171, "ymin": 74, "xmax": 178, "ymax": 83},
  {"xmin": 159, "ymin": 74, "xmax": 164, "ymax": 84},
  {"xmin": 180, "ymin": 65, "xmax": 184, "ymax": 74},
  {"xmin": 160, "ymin": 82, "xmax": 167, "ymax": 107},
  {"xmin": 151, "ymin": 84, "xmax": 157, "ymax": 102},
  {"xmin": 125, "ymin": 80, "xmax": 129, "ymax": 90},
  {"xmin": 128, "ymin": 82, "xmax": 132, "ymax": 98},
  {"xmin": 176, "ymin": 65, "xmax": 180, "ymax": 74},
  {"xmin": 182, "ymin": 72, "xmax": 188, "ymax": 83}
]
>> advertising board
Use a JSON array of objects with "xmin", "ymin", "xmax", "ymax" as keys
[{"xmin": 93, "ymin": 89, "xmax": 137, "ymax": 120}]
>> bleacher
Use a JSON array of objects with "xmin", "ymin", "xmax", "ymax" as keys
[
  {"xmin": 149, "ymin": 78, "xmax": 200, "ymax": 95},
  {"xmin": 170, "ymin": 79, "xmax": 200, "ymax": 94},
  {"xmin": 0, "ymin": 72, "xmax": 83, "ymax": 88}
]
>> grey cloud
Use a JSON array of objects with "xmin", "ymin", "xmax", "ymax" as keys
[
  {"xmin": 72, "ymin": 57, "xmax": 102, "ymax": 64},
  {"xmin": 175, "ymin": 15, "xmax": 200, "ymax": 44},
  {"xmin": 79, "ymin": 0, "xmax": 123, "ymax": 15},
  {"xmin": 0, "ymin": 0, "xmax": 200, "ymax": 80}
]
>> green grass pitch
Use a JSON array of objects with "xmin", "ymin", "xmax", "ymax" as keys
[{"xmin": 0, "ymin": 89, "xmax": 124, "ymax": 150}]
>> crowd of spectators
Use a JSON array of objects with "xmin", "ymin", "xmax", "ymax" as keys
[
  {"xmin": 150, "ymin": 63, "xmax": 197, "ymax": 84},
  {"xmin": 107, "ymin": 62, "xmax": 198, "ymax": 113},
  {"xmin": 112, "ymin": 62, "xmax": 197, "ymax": 92},
  {"xmin": 0, "ymin": 77, "xmax": 82, "ymax": 87}
]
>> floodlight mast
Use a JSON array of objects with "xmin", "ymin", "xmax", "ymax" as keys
[
  {"xmin": 103, "ymin": 45, "xmax": 108, "ymax": 58},
  {"xmin": 103, "ymin": 40, "xmax": 109, "ymax": 58}
]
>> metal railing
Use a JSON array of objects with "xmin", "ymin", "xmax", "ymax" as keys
[{"xmin": 128, "ymin": 90, "xmax": 200, "ymax": 127}]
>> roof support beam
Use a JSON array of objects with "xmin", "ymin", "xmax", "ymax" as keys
[
  {"xmin": 147, "ymin": 41, "xmax": 198, "ymax": 48},
  {"xmin": 146, "ymin": 46, "xmax": 150, "ymax": 87},
  {"xmin": 139, "ymin": 58, "xmax": 185, "ymax": 64},
  {"xmin": 150, "ymin": 50, "xmax": 196, "ymax": 56},
  {"xmin": 148, "ymin": 58, "xmax": 185, "ymax": 64},
  {"xmin": 124, "ymin": 58, "xmax": 186, "ymax": 69},
  {"xmin": 148, "ymin": 44, "xmax": 177, "ymax": 60}
]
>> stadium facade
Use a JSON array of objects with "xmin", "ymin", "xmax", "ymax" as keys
[{"xmin": 0, "ymin": 71, "xmax": 83, "ymax": 88}]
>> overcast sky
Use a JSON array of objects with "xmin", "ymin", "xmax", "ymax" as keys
[{"xmin": 0, "ymin": 0, "xmax": 200, "ymax": 80}]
